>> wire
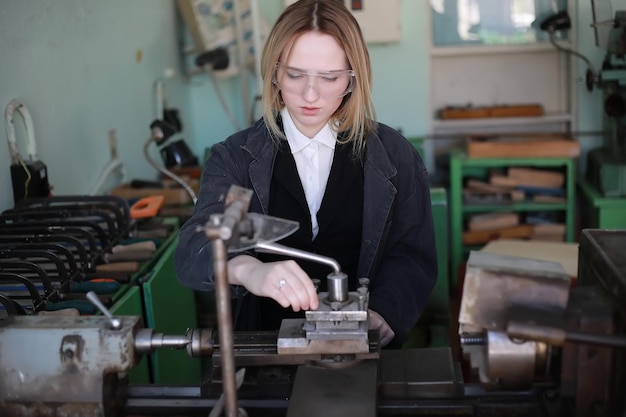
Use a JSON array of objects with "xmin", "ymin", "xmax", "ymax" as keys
[
  {"xmin": 89, "ymin": 158, "xmax": 126, "ymax": 196},
  {"xmin": 206, "ymin": 67, "xmax": 241, "ymax": 131},
  {"xmin": 17, "ymin": 156, "xmax": 32, "ymax": 199},
  {"xmin": 143, "ymin": 135, "xmax": 198, "ymax": 205},
  {"xmin": 549, "ymin": 31, "xmax": 598, "ymax": 79}
]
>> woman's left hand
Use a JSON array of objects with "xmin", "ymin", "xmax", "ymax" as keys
[{"xmin": 368, "ymin": 309, "xmax": 395, "ymax": 347}]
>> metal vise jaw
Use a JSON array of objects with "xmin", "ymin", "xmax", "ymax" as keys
[{"xmin": 277, "ymin": 275, "xmax": 371, "ymax": 355}]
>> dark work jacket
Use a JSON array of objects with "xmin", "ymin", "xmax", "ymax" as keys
[{"xmin": 174, "ymin": 118, "xmax": 438, "ymax": 347}]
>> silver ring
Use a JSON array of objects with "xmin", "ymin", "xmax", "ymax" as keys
[{"xmin": 278, "ymin": 279, "xmax": 286, "ymax": 289}]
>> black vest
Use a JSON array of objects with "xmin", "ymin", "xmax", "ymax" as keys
[{"xmin": 235, "ymin": 140, "xmax": 364, "ymax": 331}]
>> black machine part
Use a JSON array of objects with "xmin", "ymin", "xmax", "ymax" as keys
[
  {"xmin": 5, "ymin": 100, "xmax": 52, "ymax": 203},
  {"xmin": 10, "ymin": 160, "xmax": 51, "ymax": 203}
]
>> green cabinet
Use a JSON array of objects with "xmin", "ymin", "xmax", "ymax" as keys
[
  {"xmin": 107, "ymin": 220, "xmax": 201, "ymax": 385},
  {"xmin": 449, "ymin": 150, "xmax": 576, "ymax": 286},
  {"xmin": 579, "ymin": 178, "xmax": 626, "ymax": 229}
]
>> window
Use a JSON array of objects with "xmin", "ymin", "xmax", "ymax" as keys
[{"xmin": 431, "ymin": 0, "xmax": 569, "ymax": 47}]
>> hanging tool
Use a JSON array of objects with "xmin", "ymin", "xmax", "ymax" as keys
[{"xmin": 5, "ymin": 99, "xmax": 52, "ymax": 203}]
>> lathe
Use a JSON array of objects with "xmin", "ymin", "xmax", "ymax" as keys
[{"xmin": 1, "ymin": 186, "xmax": 625, "ymax": 417}]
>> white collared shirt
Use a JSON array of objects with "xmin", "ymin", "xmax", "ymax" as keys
[{"xmin": 281, "ymin": 108, "xmax": 336, "ymax": 239}]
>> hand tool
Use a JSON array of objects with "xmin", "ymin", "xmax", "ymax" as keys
[
  {"xmin": 130, "ymin": 195, "xmax": 165, "ymax": 219},
  {"xmin": 0, "ymin": 262, "xmax": 107, "ymax": 314}
]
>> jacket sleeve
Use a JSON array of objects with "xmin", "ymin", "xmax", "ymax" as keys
[
  {"xmin": 174, "ymin": 137, "xmax": 251, "ymax": 293},
  {"xmin": 366, "ymin": 137, "xmax": 438, "ymax": 347}
]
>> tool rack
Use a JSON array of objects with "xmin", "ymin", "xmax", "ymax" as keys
[{"xmin": 0, "ymin": 194, "xmax": 200, "ymax": 384}]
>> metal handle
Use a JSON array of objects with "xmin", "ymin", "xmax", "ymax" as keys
[{"xmin": 86, "ymin": 291, "xmax": 122, "ymax": 330}]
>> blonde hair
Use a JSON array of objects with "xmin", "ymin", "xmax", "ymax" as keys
[{"xmin": 260, "ymin": 0, "xmax": 376, "ymax": 157}]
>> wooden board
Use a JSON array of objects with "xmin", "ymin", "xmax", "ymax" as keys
[
  {"xmin": 462, "ymin": 224, "xmax": 534, "ymax": 245},
  {"xmin": 439, "ymin": 104, "xmax": 544, "ymax": 120},
  {"xmin": 467, "ymin": 134, "xmax": 580, "ymax": 158},
  {"xmin": 508, "ymin": 167, "xmax": 565, "ymax": 188},
  {"xmin": 468, "ymin": 212, "xmax": 520, "ymax": 232}
]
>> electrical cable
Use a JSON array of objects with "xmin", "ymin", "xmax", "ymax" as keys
[
  {"xmin": 89, "ymin": 159, "xmax": 126, "ymax": 196},
  {"xmin": 17, "ymin": 157, "xmax": 32, "ymax": 199},
  {"xmin": 548, "ymin": 31, "xmax": 598, "ymax": 76},
  {"xmin": 143, "ymin": 133, "xmax": 198, "ymax": 205},
  {"xmin": 205, "ymin": 67, "xmax": 241, "ymax": 131}
]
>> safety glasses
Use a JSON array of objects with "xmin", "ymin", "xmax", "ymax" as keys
[{"xmin": 273, "ymin": 63, "xmax": 355, "ymax": 99}]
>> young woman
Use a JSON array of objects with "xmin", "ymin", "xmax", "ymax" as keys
[{"xmin": 174, "ymin": 0, "xmax": 437, "ymax": 348}]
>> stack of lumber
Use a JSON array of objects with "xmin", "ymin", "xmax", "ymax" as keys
[
  {"xmin": 463, "ymin": 212, "xmax": 532, "ymax": 245},
  {"xmin": 463, "ymin": 167, "xmax": 566, "ymax": 204},
  {"xmin": 462, "ymin": 167, "xmax": 567, "ymax": 244}
]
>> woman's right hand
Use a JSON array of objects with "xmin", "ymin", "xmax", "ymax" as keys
[{"xmin": 228, "ymin": 255, "xmax": 319, "ymax": 312}]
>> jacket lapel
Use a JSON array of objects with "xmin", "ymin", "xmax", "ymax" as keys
[{"xmin": 359, "ymin": 132, "xmax": 397, "ymax": 279}]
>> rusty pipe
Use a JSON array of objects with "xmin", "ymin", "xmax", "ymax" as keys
[{"xmin": 208, "ymin": 228, "xmax": 239, "ymax": 417}]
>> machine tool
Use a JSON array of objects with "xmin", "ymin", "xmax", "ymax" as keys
[
  {"xmin": 587, "ymin": 5, "xmax": 626, "ymax": 197},
  {"xmin": 1, "ymin": 186, "xmax": 625, "ymax": 417},
  {"xmin": 541, "ymin": 1, "xmax": 626, "ymax": 197}
]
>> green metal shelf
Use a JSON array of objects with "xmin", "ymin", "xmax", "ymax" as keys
[{"xmin": 449, "ymin": 149, "xmax": 576, "ymax": 287}]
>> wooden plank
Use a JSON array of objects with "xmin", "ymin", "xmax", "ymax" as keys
[
  {"xmin": 508, "ymin": 167, "xmax": 565, "ymax": 188},
  {"xmin": 468, "ymin": 212, "xmax": 520, "ymax": 231},
  {"xmin": 463, "ymin": 224, "xmax": 534, "ymax": 245},
  {"xmin": 439, "ymin": 104, "xmax": 544, "ymax": 120},
  {"xmin": 467, "ymin": 135, "xmax": 580, "ymax": 158}
]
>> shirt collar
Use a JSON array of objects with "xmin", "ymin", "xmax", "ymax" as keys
[{"xmin": 281, "ymin": 107, "xmax": 337, "ymax": 153}]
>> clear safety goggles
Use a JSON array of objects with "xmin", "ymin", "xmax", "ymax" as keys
[{"xmin": 273, "ymin": 64, "xmax": 355, "ymax": 99}]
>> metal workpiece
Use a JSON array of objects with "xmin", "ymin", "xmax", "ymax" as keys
[
  {"xmin": 0, "ymin": 315, "xmax": 143, "ymax": 417},
  {"xmin": 327, "ymin": 271, "xmax": 348, "ymax": 302},
  {"xmin": 459, "ymin": 251, "xmax": 570, "ymax": 389},
  {"xmin": 485, "ymin": 331, "xmax": 546, "ymax": 390},
  {"xmin": 187, "ymin": 327, "xmax": 215, "ymax": 357},
  {"xmin": 277, "ymin": 288, "xmax": 370, "ymax": 355},
  {"xmin": 459, "ymin": 251, "xmax": 571, "ymax": 333},
  {"xmin": 276, "ymin": 318, "xmax": 371, "ymax": 355},
  {"xmin": 134, "ymin": 328, "xmax": 191, "ymax": 354},
  {"xmin": 275, "ymin": 272, "xmax": 372, "ymax": 355}
]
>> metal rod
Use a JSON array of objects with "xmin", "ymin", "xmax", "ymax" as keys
[
  {"xmin": 212, "ymin": 236, "xmax": 239, "ymax": 417},
  {"xmin": 86, "ymin": 291, "xmax": 121, "ymax": 330},
  {"xmin": 150, "ymin": 334, "xmax": 191, "ymax": 350},
  {"xmin": 255, "ymin": 241, "xmax": 341, "ymax": 274},
  {"xmin": 566, "ymin": 331, "xmax": 626, "ymax": 348}
]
